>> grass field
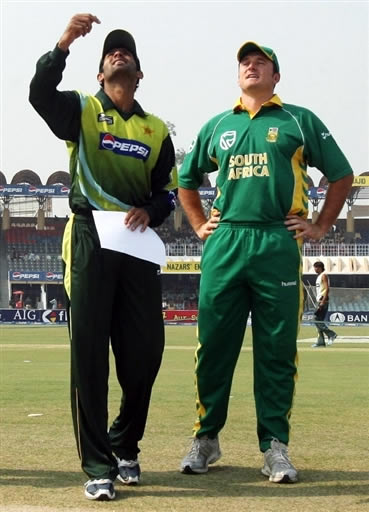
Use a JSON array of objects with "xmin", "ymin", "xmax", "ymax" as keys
[{"xmin": 0, "ymin": 324, "xmax": 368, "ymax": 512}]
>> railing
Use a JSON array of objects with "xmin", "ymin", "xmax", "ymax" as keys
[
  {"xmin": 165, "ymin": 243, "xmax": 203, "ymax": 257},
  {"xmin": 302, "ymin": 244, "xmax": 369, "ymax": 257},
  {"xmin": 165, "ymin": 243, "xmax": 369, "ymax": 258},
  {"xmin": 6, "ymin": 240, "xmax": 369, "ymax": 261}
]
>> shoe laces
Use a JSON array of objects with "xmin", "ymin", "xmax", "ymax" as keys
[
  {"xmin": 85, "ymin": 478, "xmax": 112, "ymax": 487},
  {"xmin": 188, "ymin": 437, "xmax": 202, "ymax": 456},
  {"xmin": 268, "ymin": 439, "xmax": 292, "ymax": 467},
  {"xmin": 117, "ymin": 458, "xmax": 138, "ymax": 468},
  {"xmin": 188, "ymin": 436, "xmax": 216, "ymax": 457}
]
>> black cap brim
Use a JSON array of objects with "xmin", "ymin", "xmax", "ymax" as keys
[{"xmin": 99, "ymin": 29, "xmax": 141, "ymax": 71}]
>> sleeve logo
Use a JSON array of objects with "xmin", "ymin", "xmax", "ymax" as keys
[{"xmin": 187, "ymin": 137, "xmax": 197, "ymax": 153}]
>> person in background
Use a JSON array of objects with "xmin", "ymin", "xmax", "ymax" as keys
[
  {"xmin": 178, "ymin": 41, "xmax": 353, "ymax": 483},
  {"xmin": 312, "ymin": 261, "xmax": 337, "ymax": 347},
  {"xmin": 29, "ymin": 13, "xmax": 176, "ymax": 501},
  {"xmin": 49, "ymin": 298, "xmax": 58, "ymax": 310}
]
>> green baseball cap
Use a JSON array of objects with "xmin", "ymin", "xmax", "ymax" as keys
[{"xmin": 237, "ymin": 41, "xmax": 279, "ymax": 72}]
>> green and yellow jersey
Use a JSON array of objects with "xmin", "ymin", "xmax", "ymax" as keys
[
  {"xmin": 29, "ymin": 45, "xmax": 177, "ymax": 226},
  {"xmin": 179, "ymin": 95, "xmax": 353, "ymax": 223},
  {"xmin": 68, "ymin": 91, "xmax": 176, "ymax": 213}
]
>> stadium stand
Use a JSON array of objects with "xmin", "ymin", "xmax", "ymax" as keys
[
  {"xmin": 5, "ymin": 225, "xmax": 63, "ymax": 273},
  {"xmin": 1, "ymin": 175, "xmax": 368, "ymax": 312},
  {"xmin": 6, "ymin": 217, "xmax": 368, "ymax": 269},
  {"xmin": 161, "ymin": 274, "xmax": 199, "ymax": 310}
]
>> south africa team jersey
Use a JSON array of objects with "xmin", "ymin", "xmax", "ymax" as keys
[{"xmin": 179, "ymin": 95, "xmax": 353, "ymax": 223}]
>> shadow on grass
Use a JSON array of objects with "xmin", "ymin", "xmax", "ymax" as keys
[{"xmin": 1, "ymin": 466, "xmax": 368, "ymax": 499}]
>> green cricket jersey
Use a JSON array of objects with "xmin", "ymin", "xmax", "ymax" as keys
[{"xmin": 179, "ymin": 95, "xmax": 353, "ymax": 223}]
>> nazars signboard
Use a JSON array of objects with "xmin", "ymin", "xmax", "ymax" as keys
[
  {"xmin": 162, "ymin": 262, "xmax": 201, "ymax": 273},
  {"xmin": 352, "ymin": 176, "xmax": 369, "ymax": 187}
]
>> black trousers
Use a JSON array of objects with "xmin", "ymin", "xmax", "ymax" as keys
[
  {"xmin": 62, "ymin": 214, "xmax": 164, "ymax": 479},
  {"xmin": 314, "ymin": 302, "xmax": 336, "ymax": 343}
]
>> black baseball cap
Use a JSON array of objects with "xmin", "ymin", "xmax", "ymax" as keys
[{"xmin": 99, "ymin": 29, "xmax": 141, "ymax": 72}]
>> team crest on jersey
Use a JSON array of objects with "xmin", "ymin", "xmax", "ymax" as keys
[
  {"xmin": 143, "ymin": 125, "xmax": 154, "ymax": 136},
  {"xmin": 97, "ymin": 113, "xmax": 114, "ymax": 125},
  {"xmin": 220, "ymin": 131, "xmax": 236, "ymax": 150},
  {"xmin": 266, "ymin": 127, "xmax": 279, "ymax": 143}
]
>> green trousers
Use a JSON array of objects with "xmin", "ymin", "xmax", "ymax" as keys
[
  {"xmin": 63, "ymin": 214, "xmax": 164, "ymax": 479},
  {"xmin": 193, "ymin": 223, "xmax": 302, "ymax": 452}
]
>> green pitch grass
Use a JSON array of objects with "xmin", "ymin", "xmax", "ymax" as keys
[{"xmin": 0, "ymin": 324, "xmax": 368, "ymax": 512}]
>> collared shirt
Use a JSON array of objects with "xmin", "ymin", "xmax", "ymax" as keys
[
  {"xmin": 179, "ymin": 95, "xmax": 353, "ymax": 224},
  {"xmin": 29, "ymin": 45, "xmax": 176, "ymax": 225},
  {"xmin": 233, "ymin": 94, "xmax": 283, "ymax": 119}
]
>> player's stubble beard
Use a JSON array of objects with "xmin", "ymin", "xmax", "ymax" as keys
[{"xmin": 105, "ymin": 60, "xmax": 138, "ymax": 86}]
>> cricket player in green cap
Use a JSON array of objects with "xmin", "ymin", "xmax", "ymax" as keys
[{"xmin": 178, "ymin": 40, "xmax": 353, "ymax": 483}]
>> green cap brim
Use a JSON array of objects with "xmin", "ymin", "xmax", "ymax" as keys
[{"xmin": 237, "ymin": 41, "xmax": 279, "ymax": 72}]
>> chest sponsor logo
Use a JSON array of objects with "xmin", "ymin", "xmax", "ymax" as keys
[
  {"xmin": 99, "ymin": 133, "xmax": 151, "ymax": 161},
  {"xmin": 220, "ymin": 131, "xmax": 236, "ymax": 150},
  {"xmin": 266, "ymin": 127, "xmax": 279, "ymax": 143},
  {"xmin": 97, "ymin": 113, "xmax": 114, "ymax": 125}
]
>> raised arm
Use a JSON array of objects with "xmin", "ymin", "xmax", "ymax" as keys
[{"xmin": 29, "ymin": 13, "xmax": 101, "ymax": 141}]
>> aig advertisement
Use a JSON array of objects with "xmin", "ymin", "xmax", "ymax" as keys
[
  {"xmin": 0, "ymin": 309, "xmax": 67, "ymax": 324},
  {"xmin": 0, "ymin": 309, "xmax": 199, "ymax": 325}
]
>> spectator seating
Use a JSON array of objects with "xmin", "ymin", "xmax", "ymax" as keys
[{"xmin": 5, "ymin": 226, "xmax": 63, "ymax": 272}]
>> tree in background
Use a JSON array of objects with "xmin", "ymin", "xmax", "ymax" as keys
[{"xmin": 166, "ymin": 121, "xmax": 186, "ymax": 166}]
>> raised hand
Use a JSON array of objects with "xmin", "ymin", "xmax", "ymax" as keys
[{"xmin": 58, "ymin": 13, "xmax": 101, "ymax": 52}]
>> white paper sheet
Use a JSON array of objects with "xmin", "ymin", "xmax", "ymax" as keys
[{"xmin": 92, "ymin": 211, "xmax": 166, "ymax": 266}]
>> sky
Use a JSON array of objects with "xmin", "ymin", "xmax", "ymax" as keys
[{"xmin": 1, "ymin": 0, "xmax": 368, "ymax": 195}]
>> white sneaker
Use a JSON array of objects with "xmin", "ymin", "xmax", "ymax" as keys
[
  {"xmin": 327, "ymin": 333, "xmax": 337, "ymax": 345},
  {"xmin": 261, "ymin": 438, "xmax": 298, "ymax": 483},
  {"xmin": 84, "ymin": 478, "xmax": 115, "ymax": 500},
  {"xmin": 116, "ymin": 457, "xmax": 141, "ymax": 485},
  {"xmin": 180, "ymin": 436, "xmax": 221, "ymax": 474}
]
